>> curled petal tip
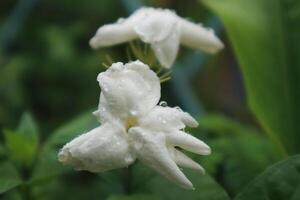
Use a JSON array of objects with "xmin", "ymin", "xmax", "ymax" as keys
[
  {"xmin": 89, "ymin": 37, "xmax": 98, "ymax": 49},
  {"xmin": 202, "ymin": 146, "xmax": 211, "ymax": 155},
  {"xmin": 208, "ymin": 38, "xmax": 224, "ymax": 54},
  {"xmin": 58, "ymin": 150, "xmax": 67, "ymax": 163},
  {"xmin": 181, "ymin": 112, "xmax": 199, "ymax": 128},
  {"xmin": 182, "ymin": 182, "xmax": 194, "ymax": 190}
]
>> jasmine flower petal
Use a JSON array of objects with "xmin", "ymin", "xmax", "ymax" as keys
[
  {"xmin": 90, "ymin": 7, "xmax": 224, "ymax": 68},
  {"xmin": 58, "ymin": 122, "xmax": 135, "ymax": 172},
  {"xmin": 128, "ymin": 127, "xmax": 194, "ymax": 189}
]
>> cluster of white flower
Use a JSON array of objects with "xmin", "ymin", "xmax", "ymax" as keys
[{"xmin": 58, "ymin": 7, "xmax": 223, "ymax": 189}]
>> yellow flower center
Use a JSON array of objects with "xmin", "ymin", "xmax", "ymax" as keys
[{"xmin": 125, "ymin": 116, "xmax": 138, "ymax": 130}]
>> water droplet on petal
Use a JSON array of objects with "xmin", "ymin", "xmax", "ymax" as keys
[
  {"xmin": 159, "ymin": 101, "xmax": 168, "ymax": 107},
  {"xmin": 117, "ymin": 18, "xmax": 125, "ymax": 23},
  {"xmin": 130, "ymin": 110, "xmax": 137, "ymax": 116},
  {"xmin": 175, "ymin": 106, "xmax": 182, "ymax": 111},
  {"xmin": 124, "ymin": 154, "xmax": 133, "ymax": 164}
]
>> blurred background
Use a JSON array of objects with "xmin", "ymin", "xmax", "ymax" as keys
[{"xmin": 1, "ymin": 0, "xmax": 298, "ymax": 199}]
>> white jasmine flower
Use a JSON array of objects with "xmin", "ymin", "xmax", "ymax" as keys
[
  {"xmin": 58, "ymin": 60, "xmax": 210, "ymax": 189},
  {"xmin": 89, "ymin": 7, "xmax": 223, "ymax": 68}
]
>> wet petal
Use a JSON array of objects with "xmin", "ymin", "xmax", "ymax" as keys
[
  {"xmin": 89, "ymin": 16, "xmax": 140, "ymax": 48},
  {"xmin": 167, "ymin": 131, "xmax": 211, "ymax": 155},
  {"xmin": 168, "ymin": 147, "xmax": 204, "ymax": 173},
  {"xmin": 134, "ymin": 8, "xmax": 177, "ymax": 43},
  {"xmin": 138, "ymin": 105, "xmax": 198, "ymax": 132},
  {"xmin": 128, "ymin": 127, "xmax": 194, "ymax": 189},
  {"xmin": 179, "ymin": 18, "xmax": 224, "ymax": 54},
  {"xmin": 58, "ymin": 122, "xmax": 135, "ymax": 172},
  {"xmin": 151, "ymin": 30, "xmax": 180, "ymax": 68},
  {"xmin": 96, "ymin": 61, "xmax": 160, "ymax": 123},
  {"xmin": 133, "ymin": 8, "xmax": 179, "ymax": 68}
]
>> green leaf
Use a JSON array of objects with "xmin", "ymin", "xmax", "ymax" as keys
[
  {"xmin": 235, "ymin": 155, "xmax": 300, "ymax": 200},
  {"xmin": 17, "ymin": 112, "xmax": 39, "ymax": 144},
  {"xmin": 202, "ymin": 0, "xmax": 300, "ymax": 155},
  {"xmin": 44, "ymin": 111, "xmax": 97, "ymax": 148},
  {"xmin": 4, "ymin": 130, "xmax": 36, "ymax": 167},
  {"xmin": 139, "ymin": 164, "xmax": 230, "ymax": 200},
  {"xmin": 0, "ymin": 143, "xmax": 5, "ymax": 157},
  {"xmin": 0, "ymin": 161, "xmax": 22, "ymax": 194},
  {"xmin": 107, "ymin": 194, "xmax": 161, "ymax": 200},
  {"xmin": 198, "ymin": 114, "xmax": 277, "ymax": 195},
  {"xmin": 3, "ymin": 113, "xmax": 39, "ymax": 166},
  {"xmin": 199, "ymin": 114, "xmax": 250, "ymax": 134}
]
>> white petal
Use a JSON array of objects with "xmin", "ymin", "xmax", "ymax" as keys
[
  {"xmin": 97, "ymin": 61, "xmax": 160, "ymax": 123},
  {"xmin": 58, "ymin": 122, "xmax": 135, "ymax": 172},
  {"xmin": 128, "ymin": 127, "xmax": 194, "ymax": 189},
  {"xmin": 89, "ymin": 7, "xmax": 158, "ymax": 49},
  {"xmin": 138, "ymin": 105, "xmax": 198, "ymax": 132},
  {"xmin": 167, "ymin": 131, "xmax": 211, "ymax": 155},
  {"xmin": 168, "ymin": 147, "xmax": 204, "ymax": 173},
  {"xmin": 179, "ymin": 18, "xmax": 224, "ymax": 54},
  {"xmin": 151, "ymin": 30, "xmax": 180, "ymax": 68},
  {"xmin": 89, "ymin": 11, "xmax": 144, "ymax": 48},
  {"xmin": 134, "ymin": 8, "xmax": 178, "ymax": 43},
  {"xmin": 133, "ymin": 8, "xmax": 179, "ymax": 68}
]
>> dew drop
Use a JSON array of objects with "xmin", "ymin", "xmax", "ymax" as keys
[
  {"xmin": 159, "ymin": 101, "xmax": 168, "ymax": 107},
  {"xmin": 117, "ymin": 18, "xmax": 125, "ymax": 23},
  {"xmin": 174, "ymin": 106, "xmax": 182, "ymax": 111},
  {"xmin": 124, "ymin": 155, "xmax": 133, "ymax": 163},
  {"xmin": 130, "ymin": 110, "xmax": 137, "ymax": 116}
]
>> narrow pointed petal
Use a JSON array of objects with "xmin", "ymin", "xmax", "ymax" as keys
[
  {"xmin": 151, "ymin": 30, "xmax": 180, "ymax": 68},
  {"xmin": 58, "ymin": 122, "xmax": 135, "ymax": 172},
  {"xmin": 167, "ymin": 131, "xmax": 211, "ymax": 155},
  {"xmin": 89, "ymin": 20, "xmax": 138, "ymax": 48},
  {"xmin": 129, "ymin": 127, "xmax": 194, "ymax": 189},
  {"xmin": 179, "ymin": 110, "xmax": 199, "ymax": 128},
  {"xmin": 179, "ymin": 18, "xmax": 224, "ymax": 54},
  {"xmin": 169, "ymin": 148, "xmax": 205, "ymax": 173}
]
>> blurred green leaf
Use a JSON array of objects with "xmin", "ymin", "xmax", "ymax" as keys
[
  {"xmin": 17, "ymin": 112, "xmax": 39, "ymax": 146},
  {"xmin": 3, "ymin": 113, "xmax": 39, "ymax": 166},
  {"xmin": 202, "ymin": 0, "xmax": 300, "ymax": 156},
  {"xmin": 0, "ymin": 57, "xmax": 27, "ymax": 126},
  {"xmin": 235, "ymin": 155, "xmax": 300, "ymax": 200},
  {"xmin": 144, "ymin": 170, "xmax": 230, "ymax": 200},
  {"xmin": 0, "ymin": 161, "xmax": 22, "ymax": 194},
  {"xmin": 107, "ymin": 194, "xmax": 160, "ymax": 200},
  {"xmin": 31, "ymin": 111, "xmax": 97, "ymax": 183},
  {"xmin": 200, "ymin": 114, "xmax": 248, "ymax": 134},
  {"xmin": 3, "ymin": 130, "xmax": 35, "ymax": 167},
  {"xmin": 0, "ymin": 143, "xmax": 5, "ymax": 157},
  {"xmin": 44, "ymin": 111, "xmax": 97, "ymax": 148},
  {"xmin": 199, "ymin": 114, "xmax": 277, "ymax": 195},
  {"xmin": 132, "ymin": 157, "xmax": 230, "ymax": 200}
]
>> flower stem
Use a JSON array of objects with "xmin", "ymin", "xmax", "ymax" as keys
[{"xmin": 123, "ymin": 166, "xmax": 132, "ymax": 194}]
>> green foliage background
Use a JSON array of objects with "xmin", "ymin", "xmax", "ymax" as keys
[{"xmin": 0, "ymin": 0, "xmax": 299, "ymax": 199}]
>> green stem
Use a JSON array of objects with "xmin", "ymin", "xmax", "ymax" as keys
[
  {"xmin": 123, "ymin": 166, "xmax": 132, "ymax": 194},
  {"xmin": 19, "ymin": 184, "xmax": 35, "ymax": 200}
]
